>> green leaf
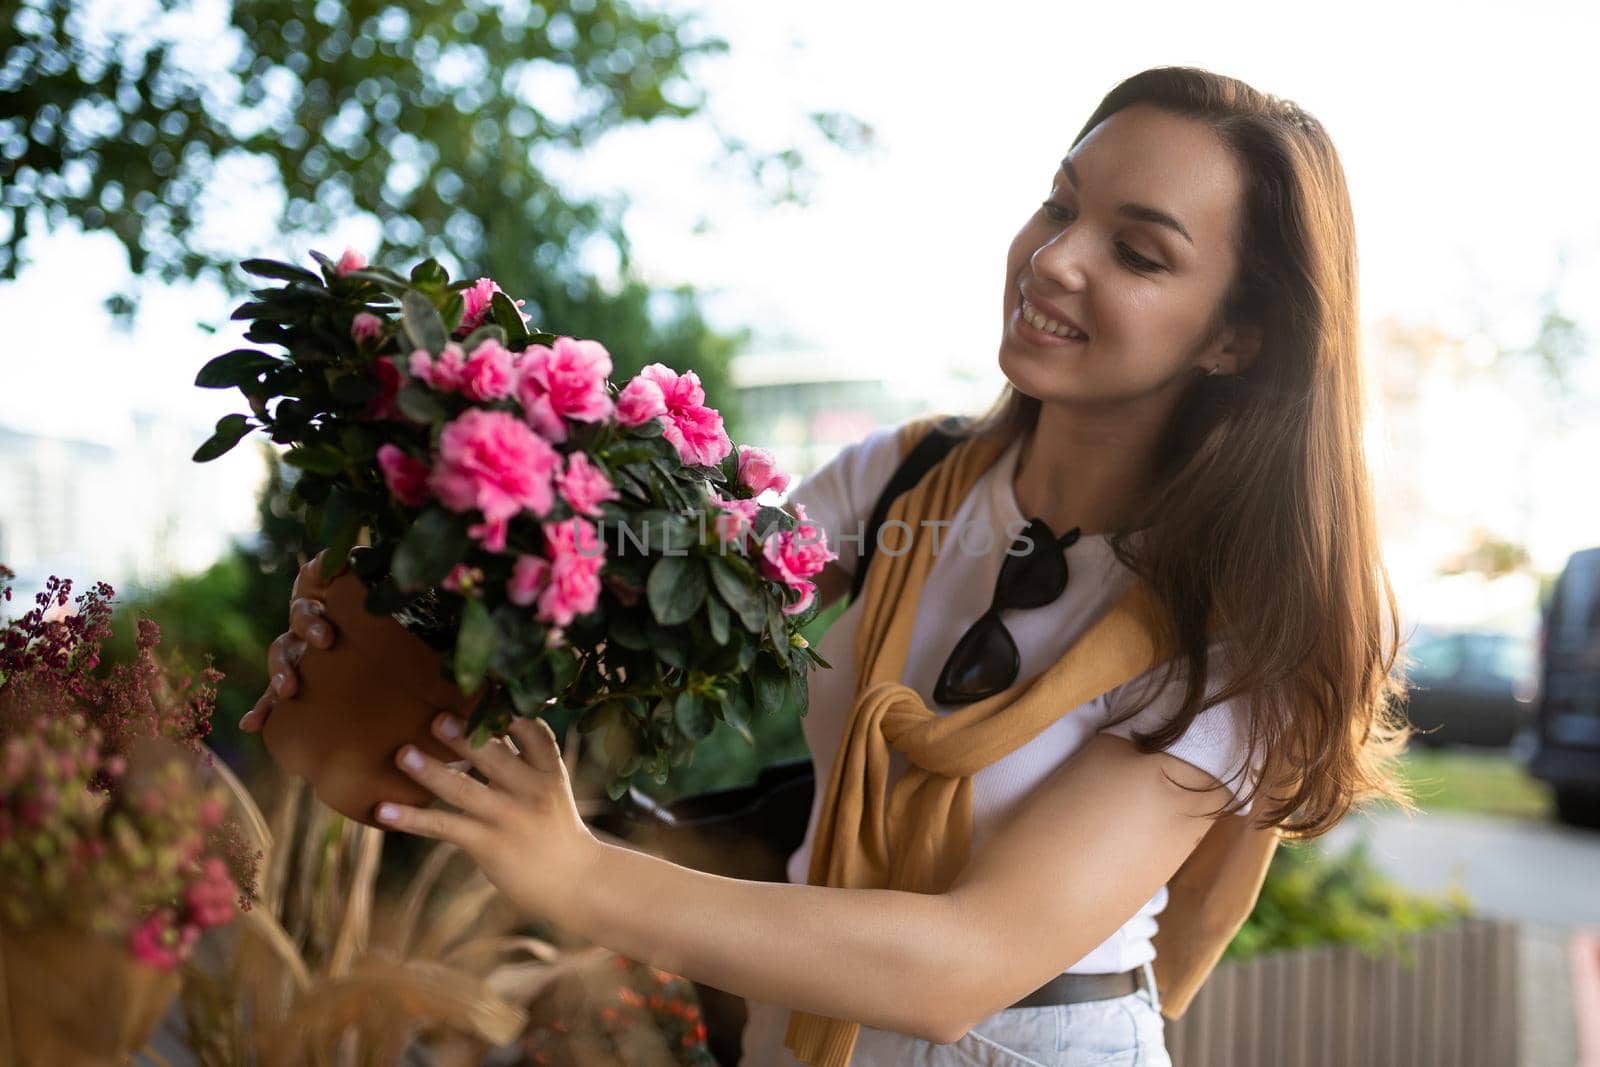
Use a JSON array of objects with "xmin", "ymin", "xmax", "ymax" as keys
[
  {"xmin": 490, "ymin": 291, "xmax": 529, "ymax": 338},
  {"xmin": 239, "ymin": 258, "xmax": 323, "ymax": 285},
  {"xmin": 672, "ymin": 690, "xmax": 713, "ymax": 741},
  {"xmin": 718, "ymin": 684, "xmax": 755, "ymax": 745},
  {"xmin": 318, "ymin": 489, "xmax": 363, "ymax": 579},
  {"xmin": 401, "ymin": 289, "xmax": 448, "ymax": 355},
  {"xmin": 461, "ymin": 324, "xmax": 507, "ymax": 351},
  {"xmin": 709, "ymin": 556, "xmax": 765, "ymax": 632},
  {"xmin": 607, "ymin": 609, "xmax": 650, "ymax": 651},
  {"xmin": 192, "ymin": 414, "xmax": 253, "ymax": 463},
  {"xmin": 766, "ymin": 596, "xmax": 790, "ymax": 668},
  {"xmin": 410, "ymin": 258, "xmax": 449, "ymax": 287},
  {"xmin": 330, "ymin": 373, "xmax": 382, "ymax": 406},
  {"xmin": 195, "ymin": 349, "xmax": 281, "ymax": 389},
  {"xmin": 396, "ymin": 383, "xmax": 447, "ymax": 423},
  {"xmin": 392, "ymin": 509, "xmax": 469, "ymax": 591},
  {"xmin": 454, "ymin": 597, "xmax": 497, "ymax": 695},
  {"xmin": 646, "ymin": 555, "xmax": 706, "ymax": 627},
  {"xmin": 578, "ymin": 699, "xmax": 624, "ymax": 735},
  {"xmin": 284, "ymin": 444, "xmax": 346, "ymax": 475},
  {"xmin": 751, "ymin": 657, "xmax": 788, "ymax": 718},
  {"xmin": 706, "ymin": 595, "xmax": 730, "ymax": 645}
]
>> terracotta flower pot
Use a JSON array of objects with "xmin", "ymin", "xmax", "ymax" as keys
[
  {"xmin": 0, "ymin": 920, "xmax": 181, "ymax": 1065},
  {"xmin": 262, "ymin": 564, "xmax": 484, "ymax": 825}
]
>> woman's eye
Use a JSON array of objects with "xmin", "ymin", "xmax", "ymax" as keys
[
  {"xmin": 1117, "ymin": 243, "xmax": 1164, "ymax": 273},
  {"xmin": 1040, "ymin": 200, "xmax": 1072, "ymax": 223}
]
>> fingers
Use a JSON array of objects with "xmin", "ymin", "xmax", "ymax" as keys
[
  {"xmin": 429, "ymin": 714, "xmax": 540, "ymax": 797},
  {"xmin": 241, "ymin": 690, "xmax": 274, "ymax": 733},
  {"xmin": 290, "ymin": 597, "xmax": 335, "ymax": 648},
  {"xmin": 374, "ymin": 799, "xmax": 481, "ymax": 846},
  {"xmin": 293, "ymin": 550, "xmax": 342, "ymax": 599},
  {"xmin": 507, "ymin": 716, "xmax": 564, "ymax": 774},
  {"xmin": 266, "ymin": 632, "xmax": 307, "ymax": 699},
  {"xmin": 394, "ymin": 741, "xmax": 503, "ymax": 819}
]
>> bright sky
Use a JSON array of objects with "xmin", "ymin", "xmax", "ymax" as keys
[{"xmin": 0, "ymin": 0, "xmax": 1595, "ymax": 604}]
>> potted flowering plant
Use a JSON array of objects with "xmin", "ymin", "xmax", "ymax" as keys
[
  {"xmin": 0, "ymin": 567, "xmax": 258, "ymax": 1065},
  {"xmin": 193, "ymin": 250, "xmax": 834, "ymax": 823}
]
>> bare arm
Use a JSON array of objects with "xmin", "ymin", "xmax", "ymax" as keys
[{"xmin": 555, "ymin": 734, "xmax": 1230, "ymax": 1045}]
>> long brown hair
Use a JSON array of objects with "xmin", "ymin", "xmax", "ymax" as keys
[{"xmin": 971, "ymin": 66, "xmax": 1410, "ymax": 838}]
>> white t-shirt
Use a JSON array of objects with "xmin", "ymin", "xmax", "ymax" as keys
[{"xmin": 737, "ymin": 421, "xmax": 1258, "ymax": 1065}]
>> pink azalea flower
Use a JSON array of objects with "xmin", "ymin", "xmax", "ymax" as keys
[
  {"xmin": 409, "ymin": 342, "xmax": 468, "ymax": 393},
  {"xmin": 615, "ymin": 375, "xmax": 668, "ymax": 426},
  {"xmin": 507, "ymin": 554, "xmax": 551, "ymax": 608},
  {"xmin": 366, "ymin": 356, "xmax": 402, "ymax": 420},
  {"xmin": 516, "ymin": 337, "xmax": 616, "ymax": 442},
  {"xmin": 458, "ymin": 276, "xmax": 529, "ymax": 334},
  {"xmin": 708, "ymin": 494, "xmax": 760, "ymax": 546},
  {"xmin": 635, "ymin": 363, "xmax": 732, "ymax": 467},
  {"xmin": 664, "ymin": 403, "xmax": 732, "ymax": 467},
  {"xmin": 737, "ymin": 446, "xmax": 792, "ymax": 497},
  {"xmin": 557, "ymin": 452, "xmax": 620, "ymax": 518},
  {"xmin": 536, "ymin": 517, "xmax": 606, "ymax": 626},
  {"xmin": 377, "ymin": 444, "xmax": 430, "ymax": 507},
  {"xmin": 459, "ymin": 277, "xmax": 500, "ymax": 333},
  {"xmin": 350, "ymin": 312, "xmax": 384, "ymax": 345},
  {"xmin": 335, "ymin": 248, "xmax": 367, "ymax": 276},
  {"xmin": 461, "ymin": 337, "xmax": 516, "ymax": 402},
  {"xmin": 429, "ymin": 409, "xmax": 561, "ymax": 539},
  {"xmin": 759, "ymin": 503, "xmax": 836, "ymax": 616}
]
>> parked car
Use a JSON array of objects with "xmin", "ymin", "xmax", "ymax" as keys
[
  {"xmin": 1400, "ymin": 626, "xmax": 1537, "ymax": 748},
  {"xmin": 1529, "ymin": 546, "xmax": 1600, "ymax": 828}
]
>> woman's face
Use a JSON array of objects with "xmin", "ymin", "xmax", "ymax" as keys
[{"xmin": 998, "ymin": 104, "xmax": 1256, "ymax": 409}]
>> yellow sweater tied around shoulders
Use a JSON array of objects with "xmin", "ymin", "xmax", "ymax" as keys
[{"xmin": 781, "ymin": 416, "xmax": 1280, "ymax": 1067}]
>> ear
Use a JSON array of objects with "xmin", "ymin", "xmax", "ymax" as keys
[{"xmin": 1202, "ymin": 321, "xmax": 1263, "ymax": 376}]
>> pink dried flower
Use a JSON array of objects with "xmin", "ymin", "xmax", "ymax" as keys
[
  {"xmin": 377, "ymin": 444, "xmax": 430, "ymax": 507},
  {"xmin": 429, "ymin": 409, "xmax": 561, "ymax": 538},
  {"xmin": 184, "ymin": 857, "xmax": 239, "ymax": 928},
  {"xmin": 737, "ymin": 446, "xmax": 791, "ymax": 497},
  {"xmin": 556, "ymin": 452, "xmax": 619, "ymax": 518},
  {"xmin": 129, "ymin": 909, "xmax": 199, "ymax": 970}
]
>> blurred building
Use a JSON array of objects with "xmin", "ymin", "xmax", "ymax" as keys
[
  {"xmin": 0, "ymin": 414, "xmax": 263, "ymax": 606},
  {"xmin": 730, "ymin": 347, "xmax": 997, "ymax": 482}
]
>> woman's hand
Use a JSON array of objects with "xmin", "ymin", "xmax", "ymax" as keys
[
  {"xmin": 240, "ymin": 552, "xmax": 341, "ymax": 733},
  {"xmin": 378, "ymin": 712, "xmax": 602, "ymax": 924}
]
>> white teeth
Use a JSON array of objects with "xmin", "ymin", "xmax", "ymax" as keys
[{"xmin": 1020, "ymin": 300, "xmax": 1086, "ymax": 340}]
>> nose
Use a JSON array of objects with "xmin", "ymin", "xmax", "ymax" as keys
[{"xmin": 1028, "ymin": 227, "xmax": 1088, "ymax": 293}]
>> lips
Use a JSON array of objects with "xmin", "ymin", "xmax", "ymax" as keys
[{"xmin": 1018, "ymin": 290, "xmax": 1088, "ymax": 339}]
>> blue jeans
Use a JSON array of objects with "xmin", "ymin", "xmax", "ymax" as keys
[{"xmin": 738, "ymin": 963, "xmax": 1171, "ymax": 1066}]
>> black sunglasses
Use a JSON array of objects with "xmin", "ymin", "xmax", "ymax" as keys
[{"xmin": 932, "ymin": 517, "xmax": 1082, "ymax": 706}]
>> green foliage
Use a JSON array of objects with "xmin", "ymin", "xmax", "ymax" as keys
[
  {"xmin": 0, "ymin": 0, "xmax": 865, "ymax": 435},
  {"xmin": 1227, "ymin": 839, "xmax": 1471, "ymax": 962}
]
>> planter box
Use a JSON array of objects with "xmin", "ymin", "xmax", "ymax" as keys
[{"xmin": 1166, "ymin": 918, "xmax": 1518, "ymax": 1067}]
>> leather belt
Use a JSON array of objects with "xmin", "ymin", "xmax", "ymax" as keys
[{"xmin": 1006, "ymin": 967, "xmax": 1143, "ymax": 1009}]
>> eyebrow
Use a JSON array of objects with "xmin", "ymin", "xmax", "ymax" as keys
[{"xmin": 1060, "ymin": 158, "xmax": 1194, "ymax": 247}]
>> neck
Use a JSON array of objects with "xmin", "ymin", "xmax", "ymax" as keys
[{"xmin": 1010, "ymin": 396, "xmax": 1171, "ymax": 537}]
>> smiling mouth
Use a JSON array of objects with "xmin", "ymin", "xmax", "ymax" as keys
[{"xmin": 1018, "ymin": 298, "xmax": 1088, "ymax": 341}]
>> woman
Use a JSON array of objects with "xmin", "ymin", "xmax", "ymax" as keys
[{"xmin": 244, "ymin": 66, "xmax": 1410, "ymax": 1065}]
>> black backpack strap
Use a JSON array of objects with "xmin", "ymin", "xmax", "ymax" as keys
[{"xmin": 847, "ymin": 415, "xmax": 972, "ymax": 605}]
